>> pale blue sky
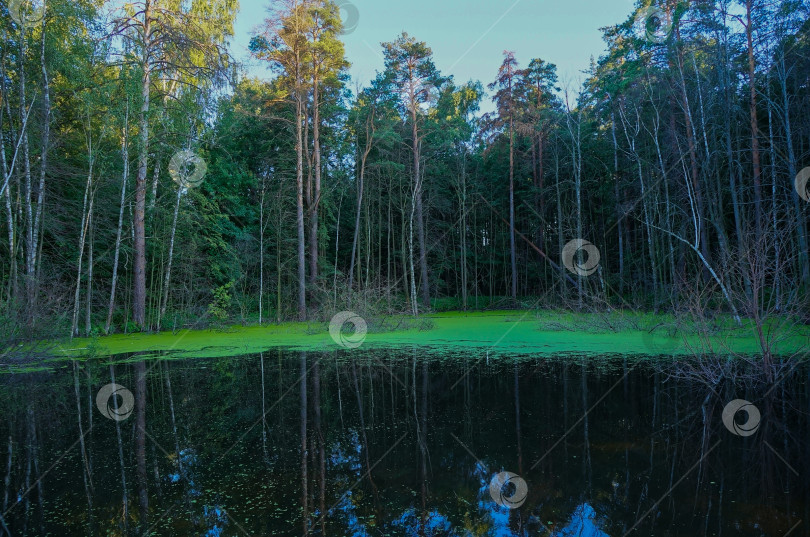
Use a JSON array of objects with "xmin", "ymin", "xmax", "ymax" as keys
[{"xmin": 231, "ymin": 0, "xmax": 637, "ymax": 112}]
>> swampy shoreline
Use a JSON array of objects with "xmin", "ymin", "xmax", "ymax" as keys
[{"xmin": 27, "ymin": 311, "xmax": 808, "ymax": 361}]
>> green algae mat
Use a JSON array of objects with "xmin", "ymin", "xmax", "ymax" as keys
[{"xmin": 33, "ymin": 311, "xmax": 809, "ymax": 360}]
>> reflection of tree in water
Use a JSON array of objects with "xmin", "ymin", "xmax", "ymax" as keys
[
  {"xmin": 659, "ymin": 356, "xmax": 806, "ymax": 532},
  {"xmin": 0, "ymin": 351, "xmax": 806, "ymax": 535},
  {"xmin": 327, "ymin": 429, "xmax": 369, "ymax": 535},
  {"xmin": 168, "ymin": 448, "xmax": 229, "ymax": 535}
]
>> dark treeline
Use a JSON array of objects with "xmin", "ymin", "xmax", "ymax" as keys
[{"xmin": 2, "ymin": 0, "xmax": 809, "ymax": 339}]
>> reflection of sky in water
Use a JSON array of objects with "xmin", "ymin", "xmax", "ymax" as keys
[
  {"xmin": 476, "ymin": 462, "xmax": 521, "ymax": 536},
  {"xmin": 478, "ymin": 498, "xmax": 610, "ymax": 537},
  {"xmin": 479, "ymin": 481, "xmax": 515, "ymax": 536},
  {"xmin": 202, "ymin": 505, "xmax": 228, "ymax": 536},
  {"xmin": 159, "ymin": 407, "xmax": 612, "ymax": 537},
  {"xmin": 552, "ymin": 504, "xmax": 610, "ymax": 537},
  {"xmin": 169, "ymin": 448, "xmax": 201, "ymax": 496},
  {"xmin": 471, "ymin": 460, "xmax": 610, "ymax": 537},
  {"xmin": 168, "ymin": 448, "xmax": 229, "ymax": 536},
  {"xmin": 335, "ymin": 492, "xmax": 370, "ymax": 537},
  {"xmin": 393, "ymin": 509, "xmax": 456, "ymax": 536},
  {"xmin": 330, "ymin": 428, "xmax": 363, "ymax": 472},
  {"xmin": 168, "ymin": 432, "xmax": 614, "ymax": 537},
  {"xmin": 330, "ymin": 430, "xmax": 371, "ymax": 536}
]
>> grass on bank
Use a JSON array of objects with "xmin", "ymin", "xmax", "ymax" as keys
[{"xmin": 5, "ymin": 310, "xmax": 806, "ymax": 364}]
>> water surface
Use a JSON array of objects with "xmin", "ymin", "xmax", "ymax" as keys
[{"xmin": 1, "ymin": 350, "xmax": 807, "ymax": 536}]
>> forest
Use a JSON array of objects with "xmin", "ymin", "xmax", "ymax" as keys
[
  {"xmin": 0, "ymin": 0, "xmax": 808, "ymax": 343},
  {"xmin": 2, "ymin": 1, "xmax": 810, "ymax": 536}
]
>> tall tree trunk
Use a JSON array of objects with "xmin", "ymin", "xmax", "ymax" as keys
[
  {"xmin": 0, "ymin": 35, "xmax": 19, "ymax": 306},
  {"xmin": 778, "ymin": 60, "xmax": 809, "ymax": 285},
  {"xmin": 610, "ymin": 109, "xmax": 625, "ymax": 295},
  {"xmin": 509, "ymin": 103, "xmax": 517, "ymax": 301},
  {"xmin": 20, "ymin": 34, "xmax": 35, "ymax": 325},
  {"xmin": 766, "ymin": 82, "xmax": 781, "ymax": 309},
  {"xmin": 295, "ymin": 68, "xmax": 307, "ymax": 321},
  {"xmin": 509, "ymin": 108, "xmax": 517, "ymax": 303},
  {"xmin": 30, "ymin": 14, "xmax": 50, "ymax": 326},
  {"xmin": 349, "ymin": 111, "xmax": 374, "ymax": 293},
  {"xmin": 277, "ymin": 224, "xmax": 283, "ymax": 323},
  {"xmin": 309, "ymin": 74, "xmax": 321, "ymax": 285},
  {"xmin": 460, "ymin": 151, "xmax": 468, "ymax": 310},
  {"xmin": 148, "ymin": 158, "xmax": 161, "ymax": 213},
  {"xmin": 85, "ymin": 212, "xmax": 94, "ymax": 336},
  {"xmin": 412, "ymin": 108, "xmax": 430, "ymax": 307},
  {"xmin": 158, "ymin": 186, "xmax": 182, "ymax": 330},
  {"xmin": 649, "ymin": 101, "xmax": 675, "ymax": 300},
  {"xmin": 677, "ymin": 54, "xmax": 710, "ymax": 280},
  {"xmin": 555, "ymin": 144, "xmax": 565, "ymax": 291},
  {"xmin": 106, "ymin": 108, "xmax": 130, "ymax": 334},
  {"xmin": 747, "ymin": 0, "xmax": 763, "ymax": 241},
  {"xmin": 133, "ymin": 3, "xmax": 152, "ymax": 330},
  {"xmin": 71, "ymin": 160, "xmax": 94, "ymax": 337},
  {"xmin": 2, "ymin": 184, "xmax": 16, "ymax": 307},
  {"xmin": 408, "ymin": 188, "xmax": 419, "ymax": 316},
  {"xmin": 725, "ymin": 87, "xmax": 751, "ymax": 298},
  {"xmin": 568, "ymin": 107, "xmax": 584, "ymax": 306},
  {"xmin": 620, "ymin": 107, "xmax": 658, "ymax": 303},
  {"xmin": 259, "ymin": 186, "xmax": 265, "ymax": 323}
]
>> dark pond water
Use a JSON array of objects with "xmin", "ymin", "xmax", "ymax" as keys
[{"xmin": 0, "ymin": 350, "xmax": 807, "ymax": 536}]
